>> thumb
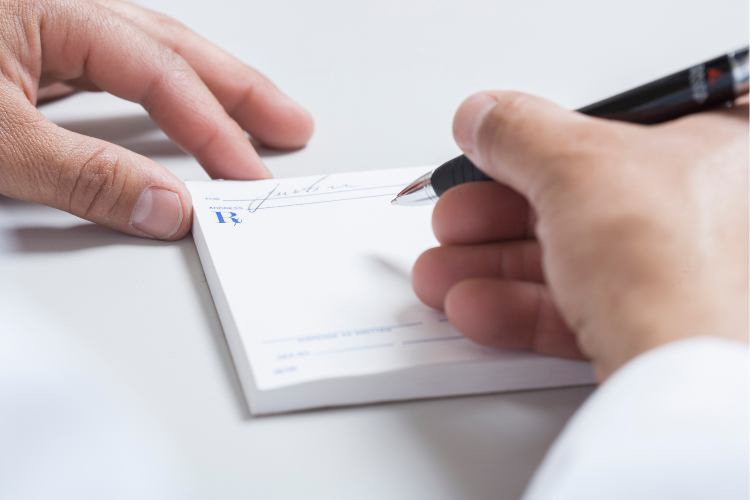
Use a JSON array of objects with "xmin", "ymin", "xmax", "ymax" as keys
[
  {"xmin": 1, "ymin": 100, "xmax": 192, "ymax": 240},
  {"xmin": 453, "ymin": 91, "xmax": 594, "ymax": 206}
]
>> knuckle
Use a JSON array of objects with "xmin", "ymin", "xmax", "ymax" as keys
[
  {"xmin": 140, "ymin": 49, "xmax": 194, "ymax": 112},
  {"xmin": 150, "ymin": 11, "xmax": 187, "ymax": 32},
  {"xmin": 98, "ymin": 0, "xmax": 189, "ymax": 35},
  {"xmin": 59, "ymin": 145, "xmax": 130, "ymax": 220},
  {"xmin": 193, "ymin": 124, "xmax": 222, "ymax": 162},
  {"xmin": 157, "ymin": 47, "xmax": 195, "ymax": 85},
  {"xmin": 164, "ymin": 54, "xmax": 195, "ymax": 83}
]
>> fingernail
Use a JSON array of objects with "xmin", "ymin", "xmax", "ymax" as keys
[
  {"xmin": 454, "ymin": 93, "xmax": 499, "ymax": 152},
  {"xmin": 131, "ymin": 188, "xmax": 183, "ymax": 239}
]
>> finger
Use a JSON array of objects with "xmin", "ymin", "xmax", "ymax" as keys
[
  {"xmin": 38, "ymin": 1, "xmax": 270, "ymax": 180},
  {"xmin": 0, "ymin": 92, "xmax": 191, "ymax": 240},
  {"xmin": 93, "ymin": 0, "xmax": 314, "ymax": 149},
  {"xmin": 433, "ymin": 181, "xmax": 534, "ymax": 245},
  {"xmin": 36, "ymin": 83, "xmax": 78, "ymax": 104},
  {"xmin": 452, "ymin": 91, "xmax": 611, "ymax": 208},
  {"xmin": 445, "ymin": 279, "xmax": 585, "ymax": 360},
  {"xmin": 59, "ymin": 74, "xmax": 102, "ymax": 93},
  {"xmin": 39, "ymin": 72, "xmax": 103, "ymax": 94},
  {"xmin": 412, "ymin": 241, "xmax": 543, "ymax": 309}
]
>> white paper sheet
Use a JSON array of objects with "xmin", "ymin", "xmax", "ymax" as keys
[{"xmin": 187, "ymin": 167, "xmax": 580, "ymax": 391}]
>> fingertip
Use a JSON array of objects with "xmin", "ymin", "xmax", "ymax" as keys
[
  {"xmin": 257, "ymin": 94, "xmax": 314, "ymax": 149},
  {"xmin": 412, "ymin": 247, "xmax": 446, "ymax": 309},
  {"xmin": 236, "ymin": 84, "xmax": 315, "ymax": 150},
  {"xmin": 446, "ymin": 279, "xmax": 585, "ymax": 359},
  {"xmin": 444, "ymin": 279, "xmax": 501, "ymax": 347},
  {"xmin": 120, "ymin": 155, "xmax": 193, "ymax": 240},
  {"xmin": 454, "ymin": 91, "xmax": 584, "ymax": 200},
  {"xmin": 197, "ymin": 127, "xmax": 273, "ymax": 180},
  {"xmin": 445, "ymin": 278, "xmax": 535, "ymax": 350},
  {"xmin": 131, "ymin": 186, "xmax": 192, "ymax": 240},
  {"xmin": 162, "ymin": 186, "xmax": 193, "ymax": 241},
  {"xmin": 278, "ymin": 100, "xmax": 314, "ymax": 148},
  {"xmin": 453, "ymin": 92, "xmax": 499, "ymax": 153}
]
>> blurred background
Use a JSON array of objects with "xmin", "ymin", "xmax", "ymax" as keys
[
  {"xmin": 39, "ymin": 0, "xmax": 750, "ymax": 178},
  {"xmin": 1, "ymin": 1, "xmax": 747, "ymax": 499}
]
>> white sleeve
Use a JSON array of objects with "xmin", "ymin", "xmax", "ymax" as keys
[
  {"xmin": 0, "ymin": 292, "xmax": 192, "ymax": 499},
  {"xmin": 522, "ymin": 337, "xmax": 749, "ymax": 500}
]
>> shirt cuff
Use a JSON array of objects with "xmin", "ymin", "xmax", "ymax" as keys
[{"xmin": 522, "ymin": 336, "xmax": 749, "ymax": 500}]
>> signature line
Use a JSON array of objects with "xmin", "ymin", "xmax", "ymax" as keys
[
  {"xmin": 315, "ymin": 343, "xmax": 394, "ymax": 356},
  {"xmin": 261, "ymin": 322, "xmax": 424, "ymax": 345},
  {"xmin": 252, "ymin": 193, "xmax": 396, "ymax": 210},
  {"xmin": 224, "ymin": 184, "xmax": 405, "ymax": 202},
  {"xmin": 402, "ymin": 336, "xmax": 465, "ymax": 345}
]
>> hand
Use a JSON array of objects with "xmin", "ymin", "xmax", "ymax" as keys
[
  {"xmin": 412, "ymin": 91, "xmax": 748, "ymax": 380},
  {"xmin": 0, "ymin": 0, "xmax": 313, "ymax": 239}
]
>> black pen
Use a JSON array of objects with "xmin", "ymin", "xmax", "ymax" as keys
[{"xmin": 392, "ymin": 47, "xmax": 749, "ymax": 206}]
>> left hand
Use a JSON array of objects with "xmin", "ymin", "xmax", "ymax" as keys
[{"xmin": 0, "ymin": 0, "xmax": 313, "ymax": 240}]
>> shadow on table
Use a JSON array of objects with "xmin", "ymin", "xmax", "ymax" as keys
[
  {"xmin": 0, "ymin": 195, "xmax": 170, "ymax": 253},
  {"xmin": 265, "ymin": 384, "xmax": 593, "ymax": 500},
  {"xmin": 54, "ymin": 114, "xmax": 300, "ymax": 159},
  {"xmin": 389, "ymin": 387, "xmax": 593, "ymax": 500},
  {"xmin": 175, "ymin": 234, "xmax": 253, "ymax": 420},
  {"xmin": 5, "ymin": 218, "xmax": 253, "ymax": 420},
  {"xmin": 9, "ymin": 223, "xmax": 161, "ymax": 253},
  {"xmin": 56, "ymin": 115, "xmax": 186, "ymax": 158}
]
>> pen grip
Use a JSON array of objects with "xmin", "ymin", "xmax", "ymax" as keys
[{"xmin": 431, "ymin": 155, "xmax": 491, "ymax": 197}]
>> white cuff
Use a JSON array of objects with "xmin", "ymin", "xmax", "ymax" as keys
[{"xmin": 523, "ymin": 337, "xmax": 749, "ymax": 500}]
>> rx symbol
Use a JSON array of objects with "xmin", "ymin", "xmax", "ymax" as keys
[{"xmin": 214, "ymin": 211, "xmax": 242, "ymax": 225}]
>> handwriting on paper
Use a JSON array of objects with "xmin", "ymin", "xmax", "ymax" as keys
[{"xmin": 246, "ymin": 176, "xmax": 355, "ymax": 213}]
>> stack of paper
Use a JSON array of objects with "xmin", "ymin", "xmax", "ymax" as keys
[{"xmin": 187, "ymin": 167, "xmax": 593, "ymax": 415}]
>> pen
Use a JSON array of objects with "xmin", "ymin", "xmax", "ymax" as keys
[{"xmin": 392, "ymin": 47, "xmax": 750, "ymax": 206}]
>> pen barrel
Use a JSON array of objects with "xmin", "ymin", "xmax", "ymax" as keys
[
  {"xmin": 411, "ymin": 48, "xmax": 750, "ymax": 205},
  {"xmin": 577, "ymin": 48, "xmax": 748, "ymax": 124},
  {"xmin": 431, "ymin": 155, "xmax": 492, "ymax": 196}
]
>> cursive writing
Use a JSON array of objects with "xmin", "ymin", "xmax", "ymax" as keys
[{"xmin": 246, "ymin": 176, "xmax": 356, "ymax": 213}]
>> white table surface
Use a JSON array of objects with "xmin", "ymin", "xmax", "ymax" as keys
[{"xmin": 0, "ymin": 1, "xmax": 746, "ymax": 498}]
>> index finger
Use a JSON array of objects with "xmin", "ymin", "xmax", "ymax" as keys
[
  {"xmin": 38, "ymin": 0, "xmax": 269, "ymax": 180},
  {"xmin": 94, "ymin": 0, "xmax": 314, "ymax": 150},
  {"xmin": 433, "ymin": 181, "xmax": 535, "ymax": 245}
]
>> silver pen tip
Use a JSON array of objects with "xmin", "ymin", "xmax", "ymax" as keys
[{"xmin": 390, "ymin": 171, "xmax": 438, "ymax": 206}]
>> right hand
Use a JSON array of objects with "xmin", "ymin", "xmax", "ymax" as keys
[
  {"xmin": 0, "ymin": 0, "xmax": 313, "ymax": 240},
  {"xmin": 412, "ymin": 91, "xmax": 748, "ymax": 380}
]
